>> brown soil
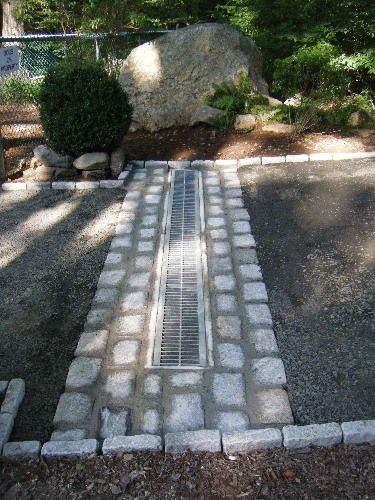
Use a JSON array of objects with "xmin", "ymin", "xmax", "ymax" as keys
[
  {"xmin": 1, "ymin": 445, "xmax": 375, "ymax": 499},
  {"xmin": 123, "ymin": 125, "xmax": 375, "ymax": 160}
]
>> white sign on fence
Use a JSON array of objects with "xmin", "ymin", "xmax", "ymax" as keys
[{"xmin": 0, "ymin": 46, "xmax": 19, "ymax": 75}]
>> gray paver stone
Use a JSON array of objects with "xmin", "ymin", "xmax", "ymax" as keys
[
  {"xmin": 121, "ymin": 292, "xmax": 146, "ymax": 311},
  {"xmin": 216, "ymin": 294, "xmax": 237, "ymax": 313},
  {"xmin": 143, "ymin": 409, "xmax": 160, "ymax": 434},
  {"xmin": 129, "ymin": 272, "xmax": 151, "ymax": 288},
  {"xmin": 252, "ymin": 389, "xmax": 293, "ymax": 425},
  {"xmin": 135, "ymin": 255, "xmax": 153, "ymax": 271},
  {"xmin": 100, "ymin": 407, "xmax": 129, "ymax": 439},
  {"xmin": 93, "ymin": 287, "xmax": 118, "ymax": 304},
  {"xmin": 207, "ymin": 217, "xmax": 225, "ymax": 228},
  {"xmin": 126, "ymin": 190, "xmax": 141, "ymax": 200},
  {"xmin": 53, "ymin": 393, "xmax": 92, "ymax": 427},
  {"xmin": 0, "ymin": 413, "xmax": 14, "ymax": 452},
  {"xmin": 141, "ymin": 215, "xmax": 158, "ymax": 226},
  {"xmin": 139, "ymin": 228, "xmax": 157, "ymax": 239},
  {"xmin": 116, "ymin": 222, "xmax": 134, "ymax": 235},
  {"xmin": 207, "ymin": 186, "xmax": 221, "ymax": 195},
  {"xmin": 226, "ymin": 198, "xmax": 244, "ymax": 208},
  {"xmin": 137, "ymin": 241, "xmax": 154, "ymax": 253},
  {"xmin": 75, "ymin": 330, "xmax": 108, "ymax": 357},
  {"xmin": 341, "ymin": 420, "xmax": 375, "ymax": 444},
  {"xmin": 213, "ymin": 374, "xmax": 246, "ymax": 406},
  {"xmin": 283, "ymin": 423, "xmax": 342, "ymax": 448},
  {"xmin": 98, "ymin": 270, "xmax": 126, "ymax": 288},
  {"xmin": 233, "ymin": 234, "xmax": 255, "ymax": 248},
  {"xmin": 170, "ymin": 372, "xmax": 203, "ymax": 387},
  {"xmin": 113, "ymin": 315, "xmax": 145, "ymax": 337},
  {"xmin": 208, "ymin": 205, "xmax": 224, "ymax": 216},
  {"xmin": 165, "ymin": 394, "xmax": 204, "ymax": 432},
  {"xmin": 243, "ymin": 282, "xmax": 268, "ymax": 303},
  {"xmin": 144, "ymin": 205, "xmax": 159, "ymax": 215},
  {"xmin": 110, "ymin": 236, "xmax": 132, "ymax": 250},
  {"xmin": 217, "ymin": 316, "xmax": 242, "ymax": 340},
  {"xmin": 102, "ymin": 435, "xmax": 162, "ymax": 454},
  {"xmin": 213, "ymin": 242, "xmax": 231, "ymax": 257},
  {"xmin": 262, "ymin": 156, "xmax": 286, "ymax": 165},
  {"xmin": 229, "ymin": 209, "xmax": 250, "ymax": 221},
  {"xmin": 232, "ymin": 221, "xmax": 251, "ymax": 234},
  {"xmin": 144, "ymin": 374, "xmax": 162, "ymax": 396},
  {"xmin": 246, "ymin": 304, "xmax": 273, "ymax": 327},
  {"xmin": 65, "ymin": 357, "xmax": 101, "ymax": 390},
  {"xmin": 145, "ymin": 194, "xmax": 162, "ymax": 204},
  {"xmin": 215, "ymin": 412, "xmax": 250, "ymax": 432},
  {"xmin": 225, "ymin": 188, "xmax": 242, "ymax": 198},
  {"xmin": 217, "ymin": 344, "xmax": 244, "ymax": 369},
  {"xmin": 104, "ymin": 371, "xmax": 135, "ymax": 403},
  {"xmin": 251, "ymin": 358, "xmax": 286, "ymax": 386},
  {"xmin": 234, "ymin": 249, "xmax": 258, "ymax": 265},
  {"xmin": 76, "ymin": 181, "xmax": 99, "ymax": 190},
  {"xmin": 1, "ymin": 379, "xmax": 25, "ymax": 416},
  {"xmin": 210, "ymin": 229, "xmax": 228, "ymax": 240},
  {"xmin": 214, "ymin": 275, "xmax": 236, "ymax": 291},
  {"xmin": 41, "ymin": 440, "xmax": 98, "ymax": 458},
  {"xmin": 85, "ymin": 308, "xmax": 112, "ymax": 328},
  {"xmin": 212, "ymin": 257, "xmax": 233, "ymax": 273},
  {"xmin": 105, "ymin": 252, "xmax": 124, "ymax": 266},
  {"xmin": 238, "ymin": 157, "xmax": 261, "ymax": 167},
  {"xmin": 122, "ymin": 200, "xmax": 139, "ymax": 211},
  {"xmin": 51, "ymin": 429, "xmax": 88, "ymax": 441},
  {"xmin": 3, "ymin": 441, "xmax": 41, "ymax": 459},
  {"xmin": 249, "ymin": 329, "xmax": 279, "ymax": 355},
  {"xmin": 222, "ymin": 428, "xmax": 282, "ymax": 454},
  {"xmin": 112, "ymin": 340, "xmax": 139, "ymax": 365},
  {"xmin": 100, "ymin": 180, "xmax": 124, "ymax": 189},
  {"xmin": 165, "ymin": 430, "xmax": 221, "ymax": 453},
  {"xmin": 239, "ymin": 264, "xmax": 262, "ymax": 281}
]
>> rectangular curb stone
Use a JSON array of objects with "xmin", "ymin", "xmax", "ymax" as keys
[
  {"xmin": 341, "ymin": 420, "xmax": 375, "ymax": 444},
  {"xmin": 2, "ymin": 182, "xmax": 27, "ymax": 191},
  {"xmin": 102, "ymin": 435, "xmax": 162, "ymax": 454},
  {"xmin": 51, "ymin": 429, "xmax": 88, "ymax": 441},
  {"xmin": 0, "ymin": 413, "xmax": 14, "ymax": 452},
  {"xmin": 222, "ymin": 428, "xmax": 282, "ymax": 454},
  {"xmin": 283, "ymin": 423, "xmax": 342, "ymax": 448},
  {"xmin": 3, "ymin": 441, "xmax": 41, "ymax": 459},
  {"xmin": 100, "ymin": 180, "xmax": 124, "ymax": 188},
  {"xmin": 41, "ymin": 439, "xmax": 98, "ymax": 458},
  {"xmin": 76, "ymin": 181, "xmax": 99, "ymax": 190},
  {"xmin": 285, "ymin": 154, "xmax": 309, "ymax": 163},
  {"xmin": 26, "ymin": 182, "xmax": 51, "ymax": 190},
  {"xmin": 165, "ymin": 430, "xmax": 221, "ymax": 453},
  {"xmin": 262, "ymin": 156, "xmax": 286, "ymax": 165},
  {"xmin": 238, "ymin": 157, "xmax": 261, "ymax": 167},
  {"xmin": 52, "ymin": 181, "xmax": 76, "ymax": 190},
  {"xmin": 309, "ymin": 153, "xmax": 333, "ymax": 161},
  {"xmin": 1, "ymin": 378, "xmax": 25, "ymax": 416}
]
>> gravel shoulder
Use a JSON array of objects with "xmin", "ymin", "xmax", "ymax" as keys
[
  {"xmin": 240, "ymin": 158, "xmax": 375, "ymax": 424},
  {"xmin": 1, "ymin": 444, "xmax": 375, "ymax": 499},
  {"xmin": 0, "ymin": 190, "xmax": 123, "ymax": 441}
]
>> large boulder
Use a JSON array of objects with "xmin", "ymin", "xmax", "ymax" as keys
[{"xmin": 119, "ymin": 23, "xmax": 268, "ymax": 132}]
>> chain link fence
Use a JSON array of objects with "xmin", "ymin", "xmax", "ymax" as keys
[{"xmin": 0, "ymin": 30, "xmax": 170, "ymax": 178}]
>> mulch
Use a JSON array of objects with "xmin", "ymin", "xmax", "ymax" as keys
[{"xmin": 1, "ymin": 444, "xmax": 375, "ymax": 499}]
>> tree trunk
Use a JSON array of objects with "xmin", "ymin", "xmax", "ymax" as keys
[{"xmin": 2, "ymin": 0, "xmax": 24, "ymax": 36}]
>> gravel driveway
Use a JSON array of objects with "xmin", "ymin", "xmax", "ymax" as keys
[
  {"xmin": 240, "ymin": 158, "xmax": 375, "ymax": 424},
  {"xmin": 0, "ymin": 189, "xmax": 122, "ymax": 441}
]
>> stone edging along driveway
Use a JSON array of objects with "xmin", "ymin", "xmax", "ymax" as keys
[{"xmin": 1, "ymin": 151, "xmax": 375, "ymax": 460}]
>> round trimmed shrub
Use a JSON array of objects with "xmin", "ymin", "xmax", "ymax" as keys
[{"xmin": 39, "ymin": 60, "xmax": 132, "ymax": 157}]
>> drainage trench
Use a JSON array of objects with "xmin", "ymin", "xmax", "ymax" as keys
[{"xmin": 152, "ymin": 169, "xmax": 208, "ymax": 368}]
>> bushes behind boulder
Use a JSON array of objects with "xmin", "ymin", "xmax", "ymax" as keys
[{"xmin": 39, "ymin": 60, "xmax": 132, "ymax": 157}]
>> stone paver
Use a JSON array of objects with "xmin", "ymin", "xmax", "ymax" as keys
[
  {"xmin": 165, "ymin": 430, "xmax": 221, "ymax": 453},
  {"xmin": 165, "ymin": 394, "xmax": 204, "ymax": 432},
  {"xmin": 222, "ymin": 428, "xmax": 282, "ymax": 454},
  {"xmin": 213, "ymin": 374, "xmax": 246, "ymax": 406},
  {"xmin": 102, "ymin": 435, "xmax": 162, "ymax": 453}
]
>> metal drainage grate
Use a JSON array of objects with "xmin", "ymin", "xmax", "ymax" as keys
[{"xmin": 153, "ymin": 169, "xmax": 207, "ymax": 367}]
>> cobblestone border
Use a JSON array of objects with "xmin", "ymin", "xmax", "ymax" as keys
[{"xmin": 3, "ymin": 420, "xmax": 375, "ymax": 459}]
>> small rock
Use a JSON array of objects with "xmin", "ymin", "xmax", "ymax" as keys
[
  {"xmin": 264, "ymin": 95, "xmax": 283, "ymax": 107},
  {"xmin": 351, "ymin": 128, "xmax": 375, "ymax": 138},
  {"xmin": 74, "ymin": 152, "xmax": 109, "ymax": 171},
  {"xmin": 190, "ymin": 105, "xmax": 225, "ymax": 126},
  {"xmin": 110, "ymin": 146, "xmax": 126, "ymax": 175},
  {"xmin": 347, "ymin": 110, "xmax": 373, "ymax": 128},
  {"xmin": 234, "ymin": 114, "xmax": 256, "ymax": 131},
  {"xmin": 35, "ymin": 165, "xmax": 56, "ymax": 181},
  {"xmin": 33, "ymin": 145, "xmax": 73, "ymax": 168},
  {"xmin": 261, "ymin": 122, "xmax": 293, "ymax": 134}
]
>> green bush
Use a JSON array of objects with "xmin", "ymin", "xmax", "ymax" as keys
[
  {"xmin": 0, "ymin": 75, "xmax": 42, "ymax": 104},
  {"xmin": 39, "ymin": 60, "xmax": 132, "ymax": 157},
  {"xmin": 205, "ymin": 73, "xmax": 270, "ymax": 129},
  {"xmin": 318, "ymin": 93, "xmax": 374, "ymax": 127}
]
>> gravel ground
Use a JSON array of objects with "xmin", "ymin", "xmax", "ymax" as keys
[
  {"xmin": 0, "ymin": 190, "xmax": 123, "ymax": 442},
  {"xmin": 1, "ymin": 444, "xmax": 375, "ymax": 499},
  {"xmin": 240, "ymin": 158, "xmax": 375, "ymax": 424}
]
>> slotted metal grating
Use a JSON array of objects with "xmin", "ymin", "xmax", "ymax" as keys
[{"xmin": 153, "ymin": 169, "xmax": 207, "ymax": 367}]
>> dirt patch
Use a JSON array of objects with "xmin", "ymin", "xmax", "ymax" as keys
[
  {"xmin": 240, "ymin": 158, "xmax": 375, "ymax": 424},
  {"xmin": 0, "ymin": 190, "xmax": 123, "ymax": 442},
  {"xmin": 1, "ymin": 444, "xmax": 375, "ymax": 499},
  {"xmin": 123, "ymin": 125, "xmax": 375, "ymax": 160}
]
